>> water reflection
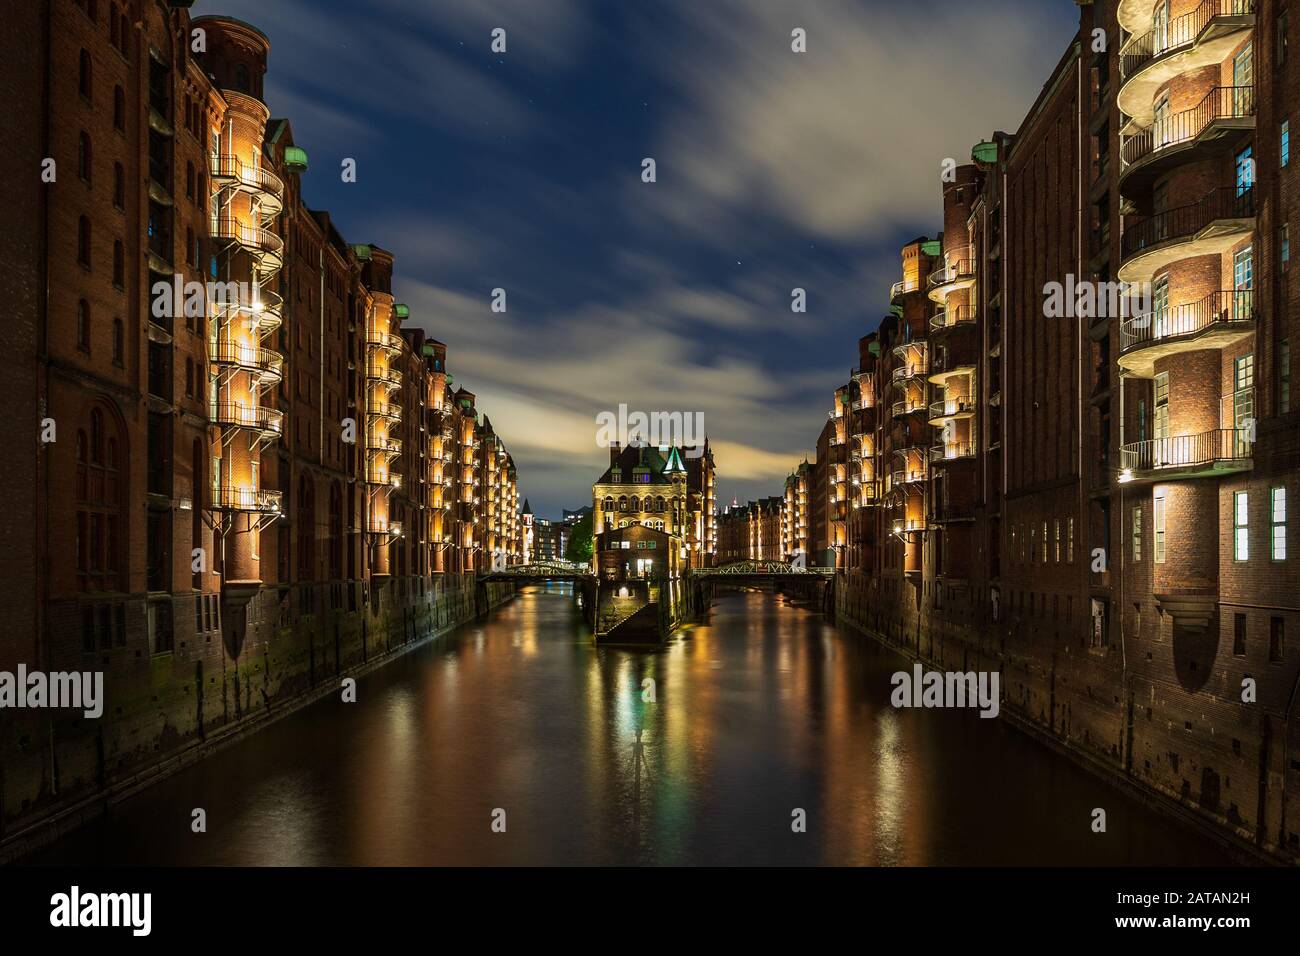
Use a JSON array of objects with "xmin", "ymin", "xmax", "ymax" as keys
[{"xmin": 31, "ymin": 586, "xmax": 1231, "ymax": 866}]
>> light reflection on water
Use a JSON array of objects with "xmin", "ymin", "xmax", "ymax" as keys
[{"xmin": 31, "ymin": 586, "xmax": 1232, "ymax": 866}]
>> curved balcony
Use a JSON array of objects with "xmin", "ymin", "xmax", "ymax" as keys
[
  {"xmin": 1118, "ymin": 186, "xmax": 1255, "ymax": 283},
  {"xmin": 926, "ymin": 252, "xmax": 976, "ymax": 303},
  {"xmin": 931, "ymin": 441, "xmax": 976, "ymax": 465},
  {"xmin": 1118, "ymin": 290, "xmax": 1256, "ymax": 376},
  {"xmin": 211, "ymin": 217, "xmax": 284, "ymax": 273},
  {"xmin": 365, "ymin": 463, "xmax": 402, "ymax": 487},
  {"xmin": 1119, "ymin": 428, "xmax": 1252, "ymax": 482},
  {"xmin": 928, "ymin": 396, "xmax": 976, "ymax": 425},
  {"xmin": 367, "ymin": 400, "xmax": 402, "ymax": 422},
  {"xmin": 890, "ymin": 278, "xmax": 920, "ymax": 303},
  {"xmin": 889, "ymin": 466, "xmax": 927, "ymax": 489},
  {"xmin": 930, "ymin": 305, "xmax": 977, "ymax": 334},
  {"xmin": 213, "ymin": 287, "xmax": 283, "ymax": 336},
  {"xmin": 366, "ymin": 435, "xmax": 402, "ymax": 458},
  {"xmin": 1119, "ymin": 86, "xmax": 1255, "ymax": 195},
  {"xmin": 891, "ymin": 361, "xmax": 929, "ymax": 387},
  {"xmin": 211, "ymin": 485, "xmax": 283, "ymax": 514},
  {"xmin": 891, "ymin": 397, "xmax": 926, "ymax": 419},
  {"xmin": 209, "ymin": 339, "xmax": 283, "ymax": 385},
  {"xmin": 211, "ymin": 402, "xmax": 283, "ymax": 436},
  {"xmin": 928, "ymin": 361, "xmax": 976, "ymax": 387},
  {"xmin": 366, "ymin": 365, "xmax": 403, "ymax": 389},
  {"xmin": 209, "ymin": 155, "xmax": 285, "ymax": 217},
  {"xmin": 365, "ymin": 328, "xmax": 404, "ymax": 353},
  {"xmin": 1119, "ymin": 1, "xmax": 1256, "ymax": 124}
]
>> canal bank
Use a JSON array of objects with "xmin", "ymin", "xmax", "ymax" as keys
[
  {"xmin": 833, "ymin": 575, "xmax": 1282, "ymax": 867},
  {"xmin": 23, "ymin": 587, "xmax": 1233, "ymax": 866},
  {"xmin": 0, "ymin": 575, "xmax": 517, "ymax": 864}
]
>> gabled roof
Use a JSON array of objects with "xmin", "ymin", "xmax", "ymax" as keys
[{"xmin": 594, "ymin": 443, "xmax": 681, "ymax": 486}]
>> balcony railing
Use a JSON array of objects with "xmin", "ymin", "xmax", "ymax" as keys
[
  {"xmin": 211, "ymin": 485, "xmax": 283, "ymax": 513},
  {"xmin": 931, "ymin": 442, "xmax": 976, "ymax": 463},
  {"xmin": 1119, "ymin": 289, "xmax": 1256, "ymax": 352},
  {"xmin": 366, "ymin": 435, "xmax": 402, "ymax": 457},
  {"xmin": 213, "ymin": 287, "xmax": 283, "ymax": 334},
  {"xmin": 930, "ymin": 305, "xmax": 977, "ymax": 333},
  {"xmin": 366, "ymin": 365, "xmax": 403, "ymax": 388},
  {"xmin": 929, "ymin": 397, "xmax": 975, "ymax": 421},
  {"xmin": 891, "ymin": 362, "xmax": 929, "ymax": 385},
  {"xmin": 1119, "ymin": 0, "xmax": 1255, "ymax": 79},
  {"xmin": 211, "ymin": 402, "xmax": 283, "ymax": 434},
  {"xmin": 367, "ymin": 400, "xmax": 402, "ymax": 421},
  {"xmin": 1120, "ymin": 186, "xmax": 1255, "ymax": 260},
  {"xmin": 927, "ymin": 251, "xmax": 976, "ymax": 292},
  {"xmin": 209, "ymin": 339, "xmax": 283, "ymax": 382},
  {"xmin": 210, "ymin": 155, "xmax": 285, "ymax": 199},
  {"xmin": 890, "ymin": 278, "xmax": 919, "ymax": 302},
  {"xmin": 1120, "ymin": 428, "xmax": 1252, "ymax": 474},
  {"xmin": 1121, "ymin": 86, "xmax": 1255, "ymax": 168},
  {"xmin": 891, "ymin": 398, "xmax": 926, "ymax": 418},
  {"xmin": 211, "ymin": 217, "xmax": 284, "ymax": 268},
  {"xmin": 365, "ymin": 328, "xmax": 404, "ymax": 352}
]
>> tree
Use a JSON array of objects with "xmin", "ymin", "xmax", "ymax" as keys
[{"xmin": 564, "ymin": 512, "xmax": 594, "ymax": 564}]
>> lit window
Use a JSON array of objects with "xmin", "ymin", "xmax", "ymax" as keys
[
  {"xmin": 1234, "ymin": 492, "xmax": 1249, "ymax": 561},
  {"xmin": 1068, "ymin": 517, "xmax": 1075, "ymax": 563},
  {"xmin": 1153, "ymin": 494, "xmax": 1166, "ymax": 564},
  {"xmin": 1284, "ymin": 119, "xmax": 1292, "ymax": 167},
  {"xmin": 1132, "ymin": 506, "xmax": 1142, "ymax": 562},
  {"xmin": 1272, "ymin": 487, "xmax": 1287, "ymax": 561},
  {"xmin": 1041, "ymin": 521, "xmax": 1048, "ymax": 564},
  {"xmin": 1054, "ymin": 519, "xmax": 1061, "ymax": 563}
]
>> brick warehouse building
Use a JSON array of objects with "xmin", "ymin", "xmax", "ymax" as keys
[
  {"xmin": 774, "ymin": 0, "xmax": 1300, "ymax": 861},
  {"xmin": 0, "ymin": 2, "xmax": 524, "ymax": 850}
]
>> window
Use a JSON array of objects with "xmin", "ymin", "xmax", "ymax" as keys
[
  {"xmin": 112, "ymin": 318, "xmax": 123, "ymax": 366},
  {"xmin": 1283, "ymin": 223, "xmax": 1291, "ymax": 272},
  {"xmin": 1272, "ymin": 487, "xmax": 1287, "ymax": 560},
  {"xmin": 1054, "ymin": 519, "xmax": 1061, "ymax": 563},
  {"xmin": 1153, "ymin": 494, "xmax": 1166, "ymax": 564},
  {"xmin": 1280, "ymin": 11, "xmax": 1290, "ymax": 68},
  {"xmin": 186, "ymin": 161, "xmax": 194, "ymax": 200},
  {"xmin": 78, "ymin": 131, "xmax": 91, "ymax": 183},
  {"xmin": 1068, "ymin": 517, "xmax": 1075, "ymax": 563},
  {"xmin": 112, "ymin": 239, "xmax": 124, "ymax": 288},
  {"xmin": 1270, "ymin": 617, "xmax": 1285, "ymax": 663},
  {"xmin": 113, "ymin": 162, "xmax": 125, "ymax": 208},
  {"xmin": 1234, "ymin": 613, "xmax": 1247, "ymax": 656},
  {"xmin": 1132, "ymin": 506, "xmax": 1142, "ymax": 562},
  {"xmin": 1284, "ymin": 120, "xmax": 1291, "ymax": 167},
  {"xmin": 1234, "ymin": 492, "xmax": 1249, "ymax": 561},
  {"xmin": 79, "ymin": 49, "xmax": 92, "ymax": 100},
  {"xmin": 1282, "ymin": 340, "xmax": 1291, "ymax": 414},
  {"xmin": 114, "ymin": 85, "xmax": 125, "ymax": 131},
  {"xmin": 1041, "ymin": 521, "xmax": 1048, "ymax": 564},
  {"xmin": 1153, "ymin": 372, "xmax": 1169, "ymax": 442},
  {"xmin": 78, "ymin": 215, "xmax": 91, "ymax": 267},
  {"xmin": 77, "ymin": 300, "xmax": 90, "ymax": 352},
  {"xmin": 1236, "ymin": 145, "xmax": 1254, "ymax": 194}
]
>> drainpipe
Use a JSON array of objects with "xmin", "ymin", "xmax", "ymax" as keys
[{"xmin": 37, "ymin": 0, "xmax": 54, "ymax": 809}]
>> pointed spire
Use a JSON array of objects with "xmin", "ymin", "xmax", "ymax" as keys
[{"xmin": 663, "ymin": 446, "xmax": 687, "ymax": 475}]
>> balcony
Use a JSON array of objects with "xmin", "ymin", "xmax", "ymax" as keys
[
  {"xmin": 367, "ymin": 400, "xmax": 402, "ymax": 422},
  {"xmin": 209, "ymin": 155, "xmax": 285, "ymax": 216},
  {"xmin": 366, "ymin": 365, "xmax": 403, "ymax": 389},
  {"xmin": 931, "ymin": 441, "xmax": 976, "ymax": 464},
  {"xmin": 365, "ymin": 463, "xmax": 402, "ymax": 486},
  {"xmin": 890, "ymin": 278, "xmax": 919, "ymax": 303},
  {"xmin": 1118, "ymin": 186, "xmax": 1254, "ymax": 283},
  {"xmin": 926, "ymin": 252, "xmax": 976, "ymax": 303},
  {"xmin": 213, "ymin": 287, "xmax": 283, "ymax": 336},
  {"xmin": 1119, "ymin": 2, "xmax": 1255, "ymax": 122},
  {"xmin": 928, "ymin": 396, "xmax": 976, "ymax": 425},
  {"xmin": 365, "ymin": 328, "xmax": 404, "ymax": 353},
  {"xmin": 209, "ymin": 339, "xmax": 283, "ymax": 384},
  {"xmin": 1119, "ymin": 427, "xmax": 1252, "ymax": 482},
  {"xmin": 366, "ymin": 435, "xmax": 402, "ymax": 458},
  {"xmin": 1118, "ymin": 290, "xmax": 1256, "ymax": 376},
  {"xmin": 930, "ymin": 305, "xmax": 977, "ymax": 334},
  {"xmin": 211, "ymin": 217, "xmax": 284, "ymax": 273},
  {"xmin": 1119, "ymin": 86, "xmax": 1255, "ymax": 195},
  {"xmin": 891, "ymin": 360, "xmax": 929, "ymax": 386},
  {"xmin": 930, "ymin": 499, "xmax": 975, "ymax": 525},
  {"xmin": 211, "ymin": 402, "xmax": 283, "ymax": 436},
  {"xmin": 891, "ymin": 397, "xmax": 926, "ymax": 419},
  {"xmin": 212, "ymin": 485, "xmax": 283, "ymax": 514}
]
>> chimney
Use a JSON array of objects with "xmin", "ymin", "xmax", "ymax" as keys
[{"xmin": 610, "ymin": 441, "xmax": 621, "ymax": 465}]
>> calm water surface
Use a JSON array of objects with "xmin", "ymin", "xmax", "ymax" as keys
[{"xmin": 31, "ymin": 587, "xmax": 1232, "ymax": 865}]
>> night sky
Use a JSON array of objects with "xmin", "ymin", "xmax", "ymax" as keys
[{"xmin": 206, "ymin": 0, "xmax": 1079, "ymax": 518}]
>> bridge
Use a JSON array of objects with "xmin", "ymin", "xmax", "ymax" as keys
[
  {"xmin": 688, "ymin": 560, "xmax": 836, "ymax": 617},
  {"xmin": 477, "ymin": 559, "xmax": 595, "ymax": 583},
  {"xmin": 691, "ymin": 560, "xmax": 837, "ymax": 579}
]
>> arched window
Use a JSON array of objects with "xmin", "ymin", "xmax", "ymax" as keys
[
  {"xmin": 297, "ymin": 475, "xmax": 315, "ymax": 580},
  {"xmin": 77, "ymin": 300, "xmax": 91, "ymax": 352},
  {"xmin": 78, "ymin": 131, "xmax": 92, "ymax": 182},
  {"xmin": 117, "ymin": 12, "xmax": 129, "ymax": 55},
  {"xmin": 110, "ymin": 11, "xmax": 118, "ymax": 48},
  {"xmin": 656, "ymin": 496, "xmax": 665, "ymax": 512},
  {"xmin": 186, "ymin": 161, "xmax": 194, "ymax": 199},
  {"xmin": 618, "ymin": 496, "xmax": 628, "ymax": 512},
  {"xmin": 112, "ymin": 318, "xmax": 123, "ymax": 366},
  {"xmin": 234, "ymin": 63, "xmax": 250, "ymax": 92},
  {"xmin": 629, "ymin": 496, "xmax": 639, "ymax": 512},
  {"xmin": 113, "ymin": 239, "xmax": 124, "ymax": 287},
  {"xmin": 79, "ymin": 49, "xmax": 92, "ymax": 100},
  {"xmin": 113, "ymin": 85, "xmax": 125, "ymax": 131},
  {"xmin": 113, "ymin": 162, "xmax": 125, "ymax": 208},
  {"xmin": 329, "ymin": 482, "xmax": 343, "ymax": 579},
  {"xmin": 78, "ymin": 216, "xmax": 91, "ymax": 267}
]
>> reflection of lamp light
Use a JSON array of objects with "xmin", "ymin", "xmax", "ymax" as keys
[{"xmin": 1119, "ymin": 468, "xmax": 1134, "ymax": 483}]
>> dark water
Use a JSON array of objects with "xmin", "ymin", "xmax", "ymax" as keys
[{"xmin": 29, "ymin": 587, "xmax": 1232, "ymax": 866}]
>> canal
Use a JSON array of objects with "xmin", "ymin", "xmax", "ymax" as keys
[{"xmin": 31, "ymin": 587, "xmax": 1232, "ymax": 865}]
